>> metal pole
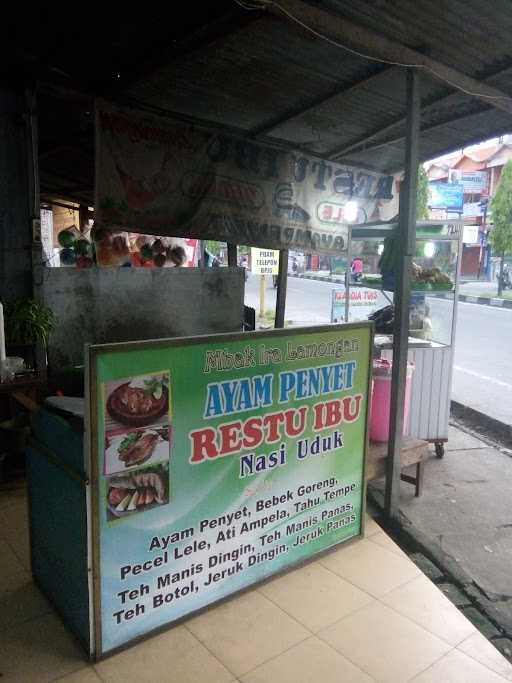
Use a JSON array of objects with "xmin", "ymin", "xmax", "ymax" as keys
[
  {"xmin": 384, "ymin": 68, "xmax": 420, "ymax": 521},
  {"xmin": 227, "ymin": 243, "xmax": 237, "ymax": 267},
  {"xmin": 345, "ymin": 229, "xmax": 352, "ymax": 323},
  {"xmin": 274, "ymin": 249, "xmax": 288, "ymax": 328}
]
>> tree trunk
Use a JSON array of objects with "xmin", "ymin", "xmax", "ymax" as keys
[{"xmin": 498, "ymin": 251, "xmax": 505, "ymax": 297}]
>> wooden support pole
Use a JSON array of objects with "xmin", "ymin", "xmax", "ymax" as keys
[
  {"xmin": 227, "ymin": 243, "xmax": 237, "ymax": 267},
  {"xmin": 384, "ymin": 69, "xmax": 420, "ymax": 521},
  {"xmin": 259, "ymin": 274, "xmax": 266, "ymax": 318},
  {"xmin": 199, "ymin": 240, "xmax": 206, "ymax": 268},
  {"xmin": 274, "ymin": 250, "xmax": 288, "ymax": 328}
]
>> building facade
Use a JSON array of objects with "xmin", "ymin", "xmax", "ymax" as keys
[{"xmin": 426, "ymin": 140, "xmax": 512, "ymax": 279}]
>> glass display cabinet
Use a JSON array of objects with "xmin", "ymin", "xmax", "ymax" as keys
[{"xmin": 343, "ymin": 220, "xmax": 463, "ymax": 456}]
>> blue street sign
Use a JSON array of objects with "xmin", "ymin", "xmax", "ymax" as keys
[{"xmin": 428, "ymin": 182, "xmax": 464, "ymax": 212}]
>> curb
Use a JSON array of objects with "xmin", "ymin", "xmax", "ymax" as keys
[
  {"xmin": 291, "ymin": 274, "xmax": 512, "ymax": 309},
  {"xmin": 458, "ymin": 293, "xmax": 512, "ymax": 308},
  {"xmin": 367, "ymin": 487, "xmax": 512, "ymax": 643},
  {"xmin": 450, "ymin": 401, "xmax": 512, "ymax": 449},
  {"xmin": 293, "ymin": 273, "xmax": 344, "ymax": 284}
]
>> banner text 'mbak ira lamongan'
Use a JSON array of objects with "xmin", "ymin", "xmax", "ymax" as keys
[{"xmin": 188, "ymin": 362, "xmax": 363, "ymax": 475}]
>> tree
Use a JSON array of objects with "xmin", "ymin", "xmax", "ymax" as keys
[
  {"xmin": 205, "ymin": 240, "xmax": 223, "ymax": 256},
  {"xmin": 489, "ymin": 160, "xmax": 512, "ymax": 295},
  {"xmin": 416, "ymin": 166, "xmax": 430, "ymax": 220}
]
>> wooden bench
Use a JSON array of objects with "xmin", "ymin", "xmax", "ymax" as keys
[{"xmin": 366, "ymin": 438, "xmax": 429, "ymax": 496}]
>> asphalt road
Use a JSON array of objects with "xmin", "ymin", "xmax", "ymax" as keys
[{"xmin": 245, "ymin": 274, "xmax": 512, "ymax": 425}]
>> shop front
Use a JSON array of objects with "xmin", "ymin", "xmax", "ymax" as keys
[
  {"xmin": 4, "ymin": 2, "xmax": 512, "ymax": 674},
  {"xmin": 22, "ymin": 99, "xmax": 387, "ymax": 659}
]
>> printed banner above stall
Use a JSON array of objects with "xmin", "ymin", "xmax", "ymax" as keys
[
  {"xmin": 95, "ymin": 100, "xmax": 398, "ymax": 255},
  {"xmin": 89, "ymin": 324, "xmax": 372, "ymax": 655}
]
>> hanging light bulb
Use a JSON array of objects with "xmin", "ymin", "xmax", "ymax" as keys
[
  {"xmin": 343, "ymin": 200, "xmax": 358, "ymax": 222},
  {"xmin": 424, "ymin": 241, "xmax": 436, "ymax": 258}
]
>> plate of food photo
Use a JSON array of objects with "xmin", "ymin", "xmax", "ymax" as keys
[
  {"xmin": 106, "ymin": 373, "xmax": 169, "ymax": 428},
  {"xmin": 106, "ymin": 464, "xmax": 169, "ymax": 520},
  {"xmin": 104, "ymin": 427, "xmax": 170, "ymax": 475}
]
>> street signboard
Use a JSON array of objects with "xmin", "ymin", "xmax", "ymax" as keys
[
  {"xmin": 250, "ymin": 248, "xmax": 279, "ymax": 274},
  {"xmin": 463, "ymin": 225, "xmax": 479, "ymax": 244},
  {"xmin": 331, "ymin": 288, "xmax": 388, "ymax": 323},
  {"xmin": 463, "ymin": 202, "xmax": 483, "ymax": 218},
  {"xmin": 428, "ymin": 182, "xmax": 464, "ymax": 212},
  {"xmin": 449, "ymin": 169, "xmax": 488, "ymax": 193}
]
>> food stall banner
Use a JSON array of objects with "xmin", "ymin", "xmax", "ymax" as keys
[
  {"xmin": 89, "ymin": 324, "xmax": 372, "ymax": 655},
  {"xmin": 251, "ymin": 248, "xmax": 279, "ymax": 274},
  {"xmin": 95, "ymin": 100, "xmax": 398, "ymax": 255}
]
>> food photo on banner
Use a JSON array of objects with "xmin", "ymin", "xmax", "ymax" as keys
[
  {"xmin": 89, "ymin": 324, "xmax": 372, "ymax": 654},
  {"xmin": 103, "ymin": 372, "xmax": 172, "ymax": 520},
  {"xmin": 94, "ymin": 99, "xmax": 399, "ymax": 255}
]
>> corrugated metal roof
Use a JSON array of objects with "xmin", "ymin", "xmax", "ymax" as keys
[
  {"xmin": 325, "ymin": 0, "xmax": 512, "ymax": 76},
  {"xmin": 8, "ymin": 1, "xmax": 512, "ymax": 197},
  {"xmin": 124, "ymin": 3, "xmax": 512, "ymax": 172}
]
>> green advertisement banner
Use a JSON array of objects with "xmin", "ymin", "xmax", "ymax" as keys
[{"xmin": 89, "ymin": 324, "xmax": 372, "ymax": 655}]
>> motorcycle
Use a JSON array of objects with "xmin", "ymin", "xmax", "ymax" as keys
[{"xmin": 497, "ymin": 263, "xmax": 512, "ymax": 290}]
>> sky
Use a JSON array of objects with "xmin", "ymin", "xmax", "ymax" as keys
[{"xmin": 427, "ymin": 134, "xmax": 511, "ymax": 165}]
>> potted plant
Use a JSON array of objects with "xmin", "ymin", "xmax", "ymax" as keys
[{"xmin": 4, "ymin": 298, "xmax": 56, "ymax": 370}]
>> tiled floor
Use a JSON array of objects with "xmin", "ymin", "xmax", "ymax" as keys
[{"xmin": 1, "ymin": 487, "xmax": 512, "ymax": 682}]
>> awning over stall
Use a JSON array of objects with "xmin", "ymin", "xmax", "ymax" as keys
[{"xmin": 4, "ymin": 0, "xmax": 512, "ymax": 203}]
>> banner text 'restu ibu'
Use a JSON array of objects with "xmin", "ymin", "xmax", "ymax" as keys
[{"xmin": 189, "ymin": 394, "xmax": 363, "ymax": 464}]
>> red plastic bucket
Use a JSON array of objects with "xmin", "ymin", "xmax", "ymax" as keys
[{"xmin": 369, "ymin": 359, "xmax": 414, "ymax": 442}]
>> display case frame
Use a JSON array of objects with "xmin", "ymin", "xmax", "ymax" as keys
[{"xmin": 343, "ymin": 220, "xmax": 464, "ymax": 454}]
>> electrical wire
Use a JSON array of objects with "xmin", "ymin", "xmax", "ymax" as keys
[{"xmin": 235, "ymin": 0, "xmax": 512, "ymax": 104}]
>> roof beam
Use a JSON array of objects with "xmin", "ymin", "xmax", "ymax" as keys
[
  {"xmin": 326, "ymin": 91, "xmax": 452, "ymax": 159},
  {"xmin": 250, "ymin": 64, "xmax": 393, "ymax": 138},
  {"xmin": 327, "ymin": 62, "xmax": 512, "ymax": 159},
  {"xmin": 115, "ymin": 9, "xmax": 265, "ymax": 94},
  {"xmin": 344, "ymin": 104, "xmax": 494, "ymax": 157},
  {"xmin": 269, "ymin": 1, "xmax": 512, "ymax": 118}
]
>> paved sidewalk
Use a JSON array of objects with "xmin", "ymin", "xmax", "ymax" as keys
[
  {"xmin": 2, "ymin": 483, "xmax": 512, "ymax": 682},
  {"xmin": 369, "ymin": 422, "xmax": 512, "ymax": 656}
]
